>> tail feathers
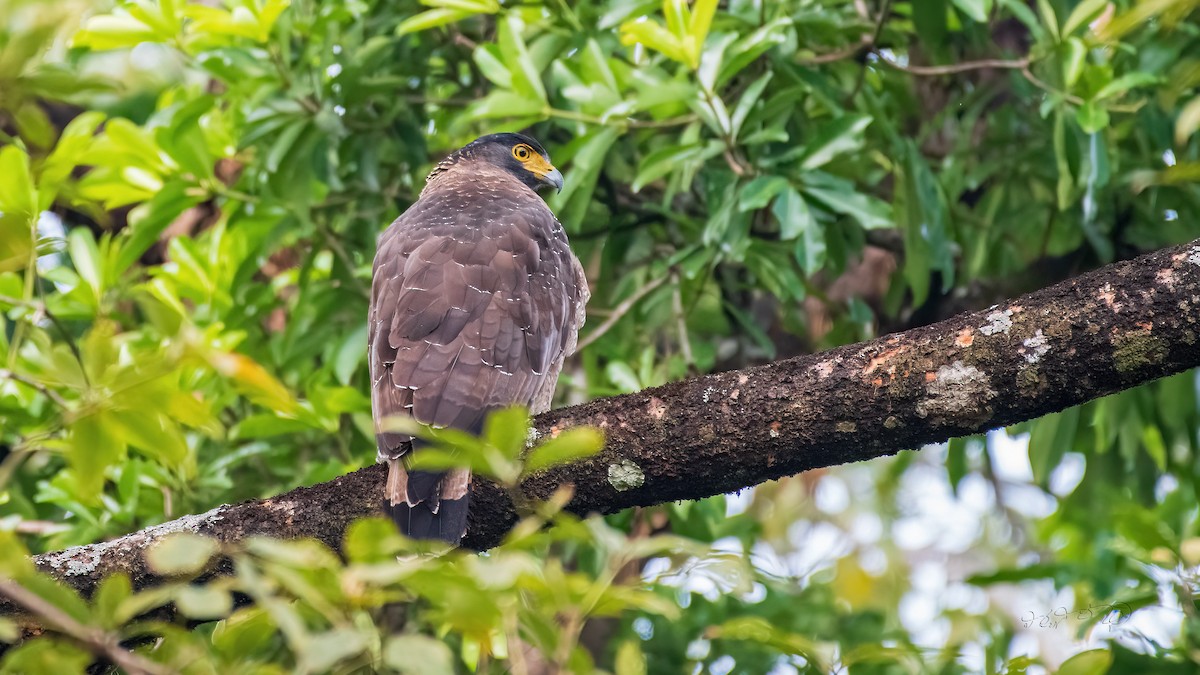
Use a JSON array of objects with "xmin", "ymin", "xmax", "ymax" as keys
[
  {"xmin": 384, "ymin": 497, "xmax": 469, "ymax": 544},
  {"xmin": 383, "ymin": 458, "xmax": 470, "ymax": 544}
]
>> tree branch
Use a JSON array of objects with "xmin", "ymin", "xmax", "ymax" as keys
[{"xmin": 11, "ymin": 237, "xmax": 1200, "ymax": 612}]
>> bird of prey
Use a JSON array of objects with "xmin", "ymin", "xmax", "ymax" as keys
[{"xmin": 369, "ymin": 133, "xmax": 588, "ymax": 544}]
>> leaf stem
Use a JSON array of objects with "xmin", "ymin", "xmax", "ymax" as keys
[
  {"xmin": 576, "ymin": 275, "xmax": 668, "ymax": 351},
  {"xmin": 0, "ymin": 579, "xmax": 177, "ymax": 675},
  {"xmin": 0, "ymin": 370, "xmax": 68, "ymax": 409}
]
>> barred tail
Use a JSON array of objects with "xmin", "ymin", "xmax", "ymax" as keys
[{"xmin": 383, "ymin": 458, "xmax": 470, "ymax": 544}]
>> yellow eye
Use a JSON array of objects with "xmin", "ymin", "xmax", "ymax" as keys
[{"xmin": 512, "ymin": 144, "xmax": 532, "ymax": 161}]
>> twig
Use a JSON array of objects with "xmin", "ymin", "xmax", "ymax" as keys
[
  {"xmin": 450, "ymin": 28, "xmax": 478, "ymax": 51},
  {"xmin": 0, "ymin": 369, "xmax": 69, "ymax": 410},
  {"xmin": 1, "ymin": 293, "xmax": 91, "ymax": 389},
  {"xmin": 625, "ymin": 114, "xmax": 700, "ymax": 130},
  {"xmin": 847, "ymin": 0, "xmax": 894, "ymax": 101},
  {"xmin": 399, "ymin": 96, "xmax": 697, "ymax": 130},
  {"xmin": 546, "ymin": 107, "xmax": 697, "ymax": 130},
  {"xmin": 11, "ymin": 521, "xmax": 70, "ymax": 536},
  {"xmin": 0, "ymin": 579, "xmax": 177, "ymax": 675},
  {"xmin": 671, "ymin": 271, "xmax": 695, "ymax": 369},
  {"xmin": 796, "ymin": 41, "xmax": 868, "ymax": 66},
  {"xmin": 315, "ymin": 220, "xmax": 371, "ymax": 299},
  {"xmin": 1020, "ymin": 65, "xmax": 1084, "ymax": 105},
  {"xmin": 576, "ymin": 275, "xmax": 668, "ymax": 351},
  {"xmin": 34, "ymin": 290, "xmax": 91, "ymax": 389},
  {"xmin": 878, "ymin": 54, "xmax": 1031, "ymax": 75}
]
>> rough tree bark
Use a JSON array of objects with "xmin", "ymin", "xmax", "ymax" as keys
[{"xmin": 12, "ymin": 237, "xmax": 1200, "ymax": 610}]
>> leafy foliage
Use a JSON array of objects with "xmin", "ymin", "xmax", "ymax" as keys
[{"xmin": 1, "ymin": 0, "xmax": 1199, "ymax": 672}]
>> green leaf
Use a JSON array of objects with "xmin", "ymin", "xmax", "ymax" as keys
[
  {"xmin": 146, "ymin": 533, "xmax": 219, "ymax": 576},
  {"xmin": 473, "ymin": 45, "xmax": 512, "ymax": 89},
  {"xmin": 467, "ymin": 90, "xmax": 546, "ymax": 120},
  {"xmin": 108, "ymin": 410, "xmax": 189, "ymax": 468},
  {"xmin": 244, "ymin": 537, "xmax": 340, "ymax": 568},
  {"xmin": 426, "ymin": 0, "xmax": 500, "ymax": 11},
  {"xmin": 1053, "ymin": 111, "xmax": 1073, "ymax": 208},
  {"xmin": 1061, "ymin": 37, "xmax": 1086, "ymax": 88},
  {"xmin": 553, "ymin": 126, "xmax": 620, "ymax": 231},
  {"xmin": 950, "ymin": 0, "xmax": 992, "ymax": 23},
  {"xmin": 688, "ymin": 0, "xmax": 718, "ymax": 48},
  {"xmin": 0, "ymin": 530, "xmax": 33, "ymax": 578},
  {"xmin": 1075, "ymin": 101, "xmax": 1109, "ymax": 133},
  {"xmin": 156, "ymin": 95, "xmax": 216, "ymax": 180},
  {"xmin": 15, "ymin": 103, "xmax": 55, "ymax": 150},
  {"xmin": 68, "ymin": 228, "xmax": 104, "ymax": 307},
  {"xmin": 524, "ymin": 427, "xmax": 605, "ymax": 474},
  {"xmin": 779, "ymin": 191, "xmax": 823, "ymax": 274},
  {"xmin": 708, "ymin": 617, "xmax": 824, "ymax": 666},
  {"xmin": 1035, "ymin": 0, "xmax": 1060, "ymax": 40},
  {"xmin": 1093, "ymin": 72, "xmax": 1160, "ymax": 101},
  {"xmin": 1142, "ymin": 425, "xmax": 1167, "ymax": 471},
  {"xmin": 738, "ymin": 176, "xmax": 789, "ymax": 211},
  {"xmin": 800, "ymin": 115, "xmax": 873, "ymax": 170},
  {"xmin": 1062, "ymin": 0, "xmax": 1109, "ymax": 36},
  {"xmin": 896, "ymin": 142, "xmax": 952, "ymax": 305},
  {"xmin": 266, "ymin": 120, "xmax": 309, "ymax": 173},
  {"xmin": 772, "ymin": 187, "xmax": 810, "ymax": 241},
  {"xmin": 396, "ymin": 8, "xmax": 472, "ymax": 35},
  {"xmin": 1028, "ymin": 407, "xmax": 1078, "ymax": 486},
  {"xmin": 344, "ymin": 518, "xmax": 405, "ymax": 563},
  {"xmin": 91, "ymin": 573, "xmax": 132, "ymax": 628},
  {"xmin": 383, "ymin": 634, "xmax": 456, "ymax": 675},
  {"xmin": 1177, "ymin": 96, "xmax": 1200, "ymax": 145},
  {"xmin": 68, "ymin": 413, "xmax": 126, "ymax": 502},
  {"xmin": 483, "ymin": 406, "xmax": 531, "ymax": 458},
  {"xmin": 606, "ymin": 361, "xmax": 642, "ymax": 393},
  {"xmin": 212, "ymin": 608, "xmax": 278, "ymax": 656},
  {"xmin": 41, "ymin": 111, "xmax": 104, "ymax": 191},
  {"xmin": 632, "ymin": 142, "xmax": 720, "ymax": 192},
  {"xmin": 912, "ymin": 0, "xmax": 948, "ymax": 46},
  {"xmin": 301, "ymin": 628, "xmax": 369, "ymax": 672},
  {"xmin": 717, "ymin": 18, "xmax": 789, "ymax": 86},
  {"xmin": 0, "ymin": 638, "xmax": 91, "ymax": 674},
  {"xmin": 1057, "ymin": 649, "xmax": 1113, "ymax": 675},
  {"xmin": 997, "ymin": 0, "xmax": 1045, "ymax": 40},
  {"xmin": 73, "ymin": 14, "xmax": 161, "ymax": 50},
  {"xmin": 620, "ymin": 18, "xmax": 688, "ymax": 65},
  {"xmin": 232, "ymin": 413, "xmax": 311, "ymax": 439},
  {"xmin": 614, "ymin": 639, "xmax": 648, "ymax": 675},
  {"xmin": 333, "ymin": 321, "xmax": 368, "ymax": 385},
  {"xmin": 0, "ymin": 146, "xmax": 37, "ymax": 219},
  {"xmin": 803, "ymin": 187, "xmax": 891, "ymax": 230},
  {"xmin": 118, "ymin": 182, "xmax": 204, "ymax": 272},
  {"xmin": 724, "ymin": 301, "xmax": 776, "ymax": 360},
  {"xmin": 176, "ymin": 584, "xmax": 233, "ymax": 620},
  {"xmin": 498, "ymin": 14, "xmax": 546, "ymax": 102},
  {"xmin": 730, "ymin": 71, "xmax": 772, "ymax": 138}
]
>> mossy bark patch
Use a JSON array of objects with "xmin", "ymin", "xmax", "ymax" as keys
[{"xmin": 1113, "ymin": 332, "xmax": 1167, "ymax": 375}]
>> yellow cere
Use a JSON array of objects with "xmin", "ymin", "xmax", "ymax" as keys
[{"xmin": 512, "ymin": 143, "xmax": 556, "ymax": 178}]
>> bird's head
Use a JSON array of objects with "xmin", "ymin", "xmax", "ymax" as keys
[{"xmin": 426, "ymin": 132, "xmax": 564, "ymax": 194}]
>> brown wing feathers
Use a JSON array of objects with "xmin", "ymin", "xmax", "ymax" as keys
[{"xmin": 369, "ymin": 146, "xmax": 583, "ymax": 544}]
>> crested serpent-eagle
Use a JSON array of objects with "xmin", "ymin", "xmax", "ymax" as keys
[{"xmin": 369, "ymin": 133, "xmax": 588, "ymax": 544}]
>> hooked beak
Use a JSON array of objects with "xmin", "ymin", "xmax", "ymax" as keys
[{"xmin": 542, "ymin": 166, "xmax": 564, "ymax": 193}]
